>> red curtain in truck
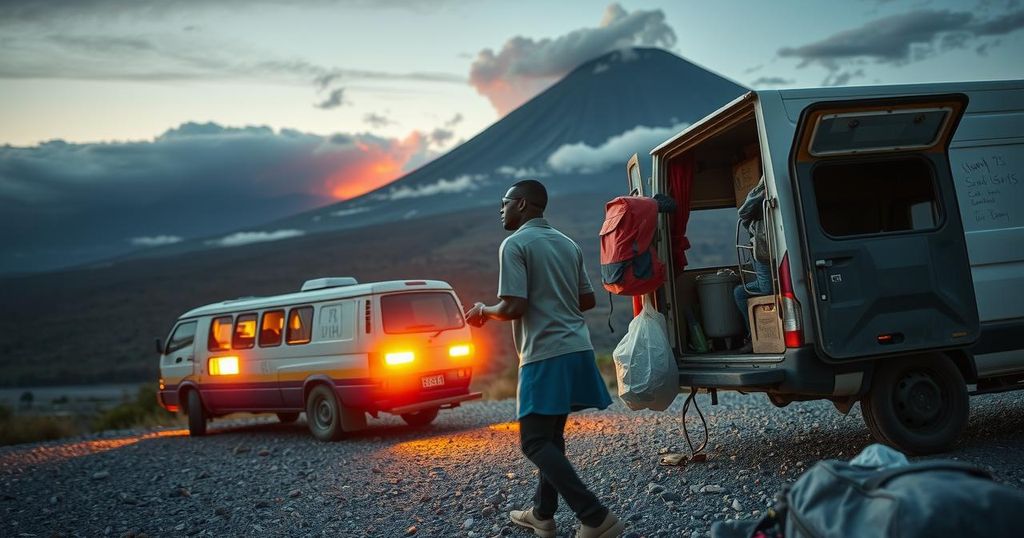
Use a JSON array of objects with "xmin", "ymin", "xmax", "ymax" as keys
[{"xmin": 668, "ymin": 153, "xmax": 694, "ymax": 271}]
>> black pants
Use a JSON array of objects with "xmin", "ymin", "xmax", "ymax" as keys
[{"xmin": 519, "ymin": 413, "xmax": 607, "ymax": 527}]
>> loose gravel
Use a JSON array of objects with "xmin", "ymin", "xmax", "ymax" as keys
[{"xmin": 3, "ymin": 390, "xmax": 1024, "ymax": 537}]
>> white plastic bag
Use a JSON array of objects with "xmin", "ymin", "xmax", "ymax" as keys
[{"xmin": 612, "ymin": 298, "xmax": 679, "ymax": 411}]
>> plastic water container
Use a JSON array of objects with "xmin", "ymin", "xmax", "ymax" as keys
[{"xmin": 695, "ymin": 269, "xmax": 744, "ymax": 338}]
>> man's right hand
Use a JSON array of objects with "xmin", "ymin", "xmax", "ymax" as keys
[{"xmin": 465, "ymin": 303, "xmax": 487, "ymax": 327}]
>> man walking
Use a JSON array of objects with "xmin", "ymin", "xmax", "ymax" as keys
[{"xmin": 466, "ymin": 180, "xmax": 623, "ymax": 538}]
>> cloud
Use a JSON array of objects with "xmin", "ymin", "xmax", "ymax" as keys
[
  {"xmin": 130, "ymin": 235, "xmax": 183, "ymax": 247},
  {"xmin": 547, "ymin": 122, "xmax": 689, "ymax": 174},
  {"xmin": 428, "ymin": 128, "xmax": 455, "ymax": 146},
  {"xmin": 444, "ymin": 113, "xmax": 463, "ymax": 127},
  {"xmin": 469, "ymin": 3, "xmax": 676, "ymax": 115},
  {"xmin": 315, "ymin": 88, "xmax": 347, "ymax": 109},
  {"xmin": 0, "ymin": 122, "xmax": 438, "ymax": 273},
  {"xmin": 778, "ymin": 8, "xmax": 1024, "ymax": 84},
  {"xmin": 205, "ymin": 229, "xmax": 305, "ymax": 248},
  {"xmin": 363, "ymin": 113, "xmax": 395, "ymax": 128},
  {"xmin": 495, "ymin": 166, "xmax": 549, "ymax": 179},
  {"xmin": 330, "ymin": 207, "xmax": 371, "ymax": 218},
  {"xmin": 384, "ymin": 174, "xmax": 487, "ymax": 200},
  {"xmin": 750, "ymin": 76, "xmax": 795, "ymax": 87}
]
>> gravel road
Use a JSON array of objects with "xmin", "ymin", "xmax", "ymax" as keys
[{"xmin": 3, "ymin": 390, "xmax": 1024, "ymax": 538}]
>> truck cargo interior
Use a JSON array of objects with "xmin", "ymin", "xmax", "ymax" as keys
[{"xmin": 658, "ymin": 116, "xmax": 783, "ymax": 359}]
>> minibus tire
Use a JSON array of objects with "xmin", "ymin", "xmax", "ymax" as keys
[
  {"xmin": 186, "ymin": 390, "xmax": 207, "ymax": 437},
  {"xmin": 860, "ymin": 354, "xmax": 968, "ymax": 455},
  {"xmin": 306, "ymin": 385, "xmax": 344, "ymax": 441},
  {"xmin": 401, "ymin": 407, "xmax": 439, "ymax": 427},
  {"xmin": 276, "ymin": 412, "xmax": 300, "ymax": 424}
]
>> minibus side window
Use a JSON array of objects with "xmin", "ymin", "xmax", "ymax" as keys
[
  {"xmin": 260, "ymin": 310, "xmax": 285, "ymax": 347},
  {"xmin": 208, "ymin": 316, "xmax": 233, "ymax": 351},
  {"xmin": 233, "ymin": 313, "xmax": 257, "ymax": 349},
  {"xmin": 286, "ymin": 306, "xmax": 314, "ymax": 345},
  {"xmin": 166, "ymin": 321, "xmax": 197, "ymax": 354}
]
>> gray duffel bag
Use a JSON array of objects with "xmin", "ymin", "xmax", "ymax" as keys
[{"xmin": 714, "ymin": 450, "xmax": 1024, "ymax": 537}]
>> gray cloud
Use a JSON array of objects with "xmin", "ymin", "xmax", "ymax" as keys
[
  {"xmin": 315, "ymin": 88, "xmax": 347, "ymax": 109},
  {"xmin": 130, "ymin": 235, "xmax": 183, "ymax": 247},
  {"xmin": 548, "ymin": 122, "xmax": 689, "ymax": 174},
  {"xmin": 363, "ymin": 112, "xmax": 396, "ymax": 128},
  {"xmin": 444, "ymin": 113, "xmax": 464, "ymax": 127},
  {"xmin": 0, "ymin": 122, "xmax": 437, "ymax": 274},
  {"xmin": 750, "ymin": 76, "xmax": 795, "ymax": 87},
  {"xmin": 469, "ymin": 3, "xmax": 676, "ymax": 115},
  {"xmin": 428, "ymin": 128, "xmax": 454, "ymax": 146},
  {"xmin": 205, "ymin": 229, "xmax": 306, "ymax": 248},
  {"xmin": 778, "ymin": 8, "xmax": 1024, "ymax": 84}
]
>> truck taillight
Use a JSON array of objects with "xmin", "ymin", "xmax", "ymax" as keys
[
  {"xmin": 385, "ymin": 351, "xmax": 415, "ymax": 365},
  {"xmin": 778, "ymin": 253, "xmax": 804, "ymax": 348},
  {"xmin": 448, "ymin": 344, "xmax": 472, "ymax": 358}
]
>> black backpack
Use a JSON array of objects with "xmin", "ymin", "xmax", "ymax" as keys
[{"xmin": 713, "ymin": 459, "xmax": 1024, "ymax": 538}]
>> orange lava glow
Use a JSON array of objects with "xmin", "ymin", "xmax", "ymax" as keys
[
  {"xmin": 0, "ymin": 429, "xmax": 188, "ymax": 470},
  {"xmin": 326, "ymin": 131, "xmax": 426, "ymax": 200}
]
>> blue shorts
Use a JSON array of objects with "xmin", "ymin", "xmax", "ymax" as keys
[{"xmin": 517, "ymin": 349, "xmax": 613, "ymax": 419}]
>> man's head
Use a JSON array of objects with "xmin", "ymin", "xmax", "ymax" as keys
[{"xmin": 500, "ymin": 179, "xmax": 547, "ymax": 231}]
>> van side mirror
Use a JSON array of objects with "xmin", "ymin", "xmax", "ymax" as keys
[{"xmin": 154, "ymin": 338, "xmax": 163, "ymax": 355}]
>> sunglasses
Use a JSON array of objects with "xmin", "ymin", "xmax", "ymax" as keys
[{"xmin": 499, "ymin": 196, "xmax": 522, "ymax": 211}]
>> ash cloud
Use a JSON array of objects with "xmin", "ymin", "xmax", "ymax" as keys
[{"xmin": 469, "ymin": 3, "xmax": 676, "ymax": 115}]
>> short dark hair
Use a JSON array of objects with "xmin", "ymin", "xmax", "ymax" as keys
[{"xmin": 510, "ymin": 179, "xmax": 547, "ymax": 210}]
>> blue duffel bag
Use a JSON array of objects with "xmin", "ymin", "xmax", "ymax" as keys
[{"xmin": 713, "ymin": 444, "xmax": 1024, "ymax": 538}]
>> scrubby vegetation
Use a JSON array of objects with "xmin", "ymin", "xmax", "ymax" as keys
[
  {"xmin": 0, "ymin": 386, "xmax": 181, "ymax": 447},
  {"xmin": 0, "ymin": 404, "xmax": 80, "ymax": 446},
  {"xmin": 91, "ymin": 385, "xmax": 180, "ymax": 431}
]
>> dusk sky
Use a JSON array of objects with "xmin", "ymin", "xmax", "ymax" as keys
[{"xmin": 1, "ymin": 0, "xmax": 1022, "ymax": 272}]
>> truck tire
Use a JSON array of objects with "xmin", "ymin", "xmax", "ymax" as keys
[
  {"xmin": 186, "ymin": 390, "xmax": 207, "ymax": 437},
  {"xmin": 306, "ymin": 385, "xmax": 345, "ymax": 441},
  {"xmin": 401, "ymin": 407, "xmax": 439, "ymax": 427},
  {"xmin": 861, "ymin": 354, "xmax": 968, "ymax": 455},
  {"xmin": 276, "ymin": 412, "xmax": 300, "ymax": 424}
]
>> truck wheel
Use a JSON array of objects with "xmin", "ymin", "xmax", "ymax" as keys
[
  {"xmin": 861, "ymin": 354, "xmax": 968, "ymax": 455},
  {"xmin": 276, "ymin": 412, "xmax": 300, "ymax": 424},
  {"xmin": 186, "ymin": 390, "xmax": 207, "ymax": 437},
  {"xmin": 306, "ymin": 385, "xmax": 345, "ymax": 441},
  {"xmin": 401, "ymin": 407, "xmax": 439, "ymax": 427}
]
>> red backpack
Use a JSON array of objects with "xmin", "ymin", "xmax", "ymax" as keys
[{"xmin": 599, "ymin": 196, "xmax": 666, "ymax": 296}]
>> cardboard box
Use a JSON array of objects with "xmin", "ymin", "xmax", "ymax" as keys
[
  {"xmin": 748, "ymin": 296, "xmax": 785, "ymax": 354},
  {"xmin": 732, "ymin": 155, "xmax": 762, "ymax": 207}
]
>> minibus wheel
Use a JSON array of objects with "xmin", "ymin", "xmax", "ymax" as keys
[
  {"xmin": 186, "ymin": 390, "xmax": 207, "ymax": 437},
  {"xmin": 860, "ymin": 354, "xmax": 968, "ymax": 455},
  {"xmin": 306, "ymin": 385, "xmax": 344, "ymax": 441},
  {"xmin": 401, "ymin": 407, "xmax": 439, "ymax": 427},
  {"xmin": 276, "ymin": 412, "xmax": 300, "ymax": 424}
]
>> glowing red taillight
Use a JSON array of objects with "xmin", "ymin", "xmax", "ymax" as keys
[{"xmin": 778, "ymin": 252, "xmax": 804, "ymax": 348}]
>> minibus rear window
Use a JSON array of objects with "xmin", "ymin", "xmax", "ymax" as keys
[
  {"xmin": 233, "ymin": 313, "xmax": 257, "ymax": 349},
  {"xmin": 208, "ymin": 316, "xmax": 233, "ymax": 351},
  {"xmin": 812, "ymin": 158, "xmax": 939, "ymax": 237},
  {"xmin": 260, "ymin": 310, "xmax": 285, "ymax": 347},
  {"xmin": 381, "ymin": 292, "xmax": 465, "ymax": 334},
  {"xmin": 286, "ymin": 306, "xmax": 313, "ymax": 345}
]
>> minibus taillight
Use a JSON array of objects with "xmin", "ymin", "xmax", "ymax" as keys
[
  {"xmin": 385, "ymin": 351, "xmax": 415, "ymax": 366},
  {"xmin": 778, "ymin": 253, "xmax": 804, "ymax": 348},
  {"xmin": 449, "ymin": 344, "xmax": 472, "ymax": 358},
  {"xmin": 209, "ymin": 356, "xmax": 240, "ymax": 375}
]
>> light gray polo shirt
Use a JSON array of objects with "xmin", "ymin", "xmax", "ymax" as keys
[{"xmin": 498, "ymin": 218, "xmax": 594, "ymax": 366}]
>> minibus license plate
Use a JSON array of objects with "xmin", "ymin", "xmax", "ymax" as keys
[{"xmin": 421, "ymin": 374, "xmax": 445, "ymax": 389}]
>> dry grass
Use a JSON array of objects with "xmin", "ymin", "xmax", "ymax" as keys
[{"xmin": 0, "ymin": 406, "xmax": 81, "ymax": 446}]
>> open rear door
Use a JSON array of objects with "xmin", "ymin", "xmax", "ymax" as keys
[
  {"xmin": 626, "ymin": 153, "xmax": 644, "ymax": 195},
  {"xmin": 790, "ymin": 94, "xmax": 979, "ymax": 361}
]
